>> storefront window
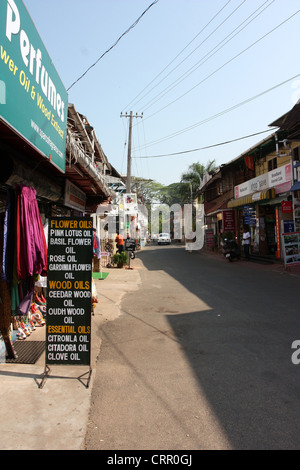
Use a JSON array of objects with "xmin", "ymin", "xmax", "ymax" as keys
[{"xmin": 268, "ymin": 158, "xmax": 277, "ymax": 171}]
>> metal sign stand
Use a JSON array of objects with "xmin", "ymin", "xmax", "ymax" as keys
[
  {"xmin": 127, "ymin": 250, "xmax": 132, "ymax": 270},
  {"xmin": 38, "ymin": 365, "xmax": 92, "ymax": 389},
  {"xmin": 99, "ymin": 252, "xmax": 110, "ymax": 278},
  {"xmin": 99, "ymin": 254, "xmax": 103, "ymax": 279},
  {"xmin": 78, "ymin": 367, "xmax": 93, "ymax": 388},
  {"xmin": 39, "ymin": 365, "xmax": 51, "ymax": 389}
]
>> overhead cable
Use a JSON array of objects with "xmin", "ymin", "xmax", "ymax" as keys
[
  {"xmin": 133, "ymin": 129, "xmax": 276, "ymax": 159},
  {"xmin": 67, "ymin": 0, "xmax": 159, "ymax": 91},
  {"xmin": 132, "ymin": 73, "xmax": 300, "ymax": 152},
  {"xmin": 122, "ymin": 0, "xmax": 233, "ymax": 112},
  {"xmin": 141, "ymin": 8, "xmax": 300, "ymax": 123},
  {"xmin": 140, "ymin": 0, "xmax": 274, "ymax": 113}
]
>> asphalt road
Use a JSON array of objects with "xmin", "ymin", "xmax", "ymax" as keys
[{"xmin": 84, "ymin": 244, "xmax": 300, "ymax": 450}]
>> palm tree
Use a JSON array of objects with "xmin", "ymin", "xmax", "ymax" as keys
[{"xmin": 180, "ymin": 160, "xmax": 217, "ymax": 202}]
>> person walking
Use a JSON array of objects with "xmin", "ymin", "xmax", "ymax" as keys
[
  {"xmin": 115, "ymin": 233, "xmax": 125, "ymax": 253},
  {"xmin": 242, "ymin": 225, "xmax": 251, "ymax": 260}
]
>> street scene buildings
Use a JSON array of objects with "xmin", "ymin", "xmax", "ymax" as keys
[
  {"xmin": 199, "ymin": 106, "xmax": 300, "ymax": 265},
  {"xmin": 0, "ymin": 0, "xmax": 299, "ymax": 452},
  {"xmin": 1, "ymin": 0, "xmax": 300, "ymax": 378}
]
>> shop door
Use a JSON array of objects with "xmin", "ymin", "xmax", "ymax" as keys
[{"xmin": 264, "ymin": 206, "xmax": 276, "ymax": 255}]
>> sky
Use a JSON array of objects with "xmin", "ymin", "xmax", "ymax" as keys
[{"xmin": 23, "ymin": 0, "xmax": 300, "ymax": 186}]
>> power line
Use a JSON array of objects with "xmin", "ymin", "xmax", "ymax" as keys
[
  {"xmin": 133, "ymin": 129, "xmax": 276, "ymax": 159},
  {"xmin": 67, "ymin": 0, "xmax": 159, "ymax": 91},
  {"xmin": 141, "ymin": 8, "xmax": 300, "ymax": 123},
  {"xmin": 132, "ymin": 73, "xmax": 300, "ymax": 152},
  {"xmin": 140, "ymin": 0, "xmax": 274, "ymax": 114},
  {"xmin": 122, "ymin": 0, "xmax": 233, "ymax": 112}
]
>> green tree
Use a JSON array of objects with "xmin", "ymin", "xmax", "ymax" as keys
[
  {"xmin": 158, "ymin": 182, "xmax": 185, "ymax": 206},
  {"xmin": 130, "ymin": 160, "xmax": 217, "ymax": 207},
  {"xmin": 180, "ymin": 160, "xmax": 217, "ymax": 202},
  {"xmin": 131, "ymin": 177, "xmax": 164, "ymax": 205}
]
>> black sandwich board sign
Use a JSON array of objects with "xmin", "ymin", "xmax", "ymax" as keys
[
  {"xmin": 39, "ymin": 217, "xmax": 93, "ymax": 388},
  {"xmin": 125, "ymin": 238, "xmax": 136, "ymax": 251}
]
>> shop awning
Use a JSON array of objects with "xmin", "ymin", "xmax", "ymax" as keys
[
  {"xmin": 290, "ymin": 181, "xmax": 300, "ymax": 191},
  {"xmin": 227, "ymin": 195, "xmax": 252, "ymax": 208},
  {"xmin": 227, "ymin": 188, "xmax": 275, "ymax": 208}
]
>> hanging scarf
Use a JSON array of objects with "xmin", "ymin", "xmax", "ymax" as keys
[{"xmin": 16, "ymin": 185, "xmax": 47, "ymax": 281}]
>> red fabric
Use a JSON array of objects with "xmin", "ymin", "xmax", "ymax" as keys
[
  {"xmin": 245, "ymin": 156, "xmax": 254, "ymax": 171},
  {"xmin": 16, "ymin": 185, "xmax": 47, "ymax": 280}
]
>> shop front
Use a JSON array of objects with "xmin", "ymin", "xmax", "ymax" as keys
[
  {"xmin": 228, "ymin": 163, "xmax": 293, "ymax": 259},
  {"xmin": 228, "ymin": 189, "xmax": 274, "ymax": 256},
  {"xmin": 0, "ymin": 0, "xmax": 115, "ymax": 364},
  {"xmin": 0, "ymin": 0, "xmax": 68, "ymax": 361},
  {"xmin": 232, "ymin": 194, "xmax": 294, "ymax": 259},
  {"xmin": 258, "ymin": 194, "xmax": 294, "ymax": 259},
  {"xmin": 203, "ymin": 190, "xmax": 234, "ymax": 249}
]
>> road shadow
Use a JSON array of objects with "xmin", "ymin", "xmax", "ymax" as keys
[{"xmin": 136, "ymin": 245, "xmax": 300, "ymax": 449}]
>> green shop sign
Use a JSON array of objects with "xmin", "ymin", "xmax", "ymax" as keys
[{"xmin": 0, "ymin": 0, "xmax": 68, "ymax": 172}]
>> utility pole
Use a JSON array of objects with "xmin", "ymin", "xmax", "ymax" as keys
[{"xmin": 120, "ymin": 111, "xmax": 143, "ymax": 192}]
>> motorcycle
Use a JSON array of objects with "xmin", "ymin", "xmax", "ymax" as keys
[
  {"xmin": 221, "ymin": 237, "xmax": 241, "ymax": 262},
  {"xmin": 129, "ymin": 241, "xmax": 141, "ymax": 259},
  {"xmin": 125, "ymin": 237, "xmax": 137, "ymax": 260}
]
